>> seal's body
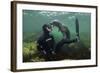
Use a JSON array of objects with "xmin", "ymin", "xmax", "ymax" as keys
[{"xmin": 50, "ymin": 20, "xmax": 70, "ymax": 40}]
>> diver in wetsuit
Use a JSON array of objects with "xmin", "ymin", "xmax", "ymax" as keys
[{"xmin": 37, "ymin": 24, "xmax": 55, "ymax": 61}]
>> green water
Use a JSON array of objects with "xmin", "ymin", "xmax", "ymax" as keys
[{"xmin": 23, "ymin": 10, "xmax": 91, "ymax": 45}]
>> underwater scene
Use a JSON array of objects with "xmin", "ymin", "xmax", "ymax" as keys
[{"xmin": 23, "ymin": 10, "xmax": 91, "ymax": 62}]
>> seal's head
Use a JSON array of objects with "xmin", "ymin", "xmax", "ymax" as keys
[{"xmin": 50, "ymin": 20, "xmax": 62, "ymax": 27}]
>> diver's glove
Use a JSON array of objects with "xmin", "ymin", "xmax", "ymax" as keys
[
  {"xmin": 50, "ymin": 48, "xmax": 56, "ymax": 55},
  {"xmin": 52, "ymin": 51, "xmax": 56, "ymax": 55},
  {"xmin": 42, "ymin": 50, "xmax": 47, "ymax": 55}
]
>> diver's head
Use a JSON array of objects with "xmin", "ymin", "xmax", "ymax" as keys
[{"xmin": 42, "ymin": 24, "xmax": 52, "ymax": 33}]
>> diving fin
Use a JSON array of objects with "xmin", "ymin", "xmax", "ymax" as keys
[{"xmin": 75, "ymin": 17, "xmax": 80, "ymax": 42}]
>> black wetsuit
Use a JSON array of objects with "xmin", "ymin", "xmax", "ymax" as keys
[{"xmin": 37, "ymin": 32, "xmax": 55, "ymax": 61}]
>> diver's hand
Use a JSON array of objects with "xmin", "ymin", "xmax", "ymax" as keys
[
  {"xmin": 42, "ymin": 50, "xmax": 46, "ymax": 55},
  {"xmin": 52, "ymin": 51, "xmax": 55, "ymax": 55}
]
